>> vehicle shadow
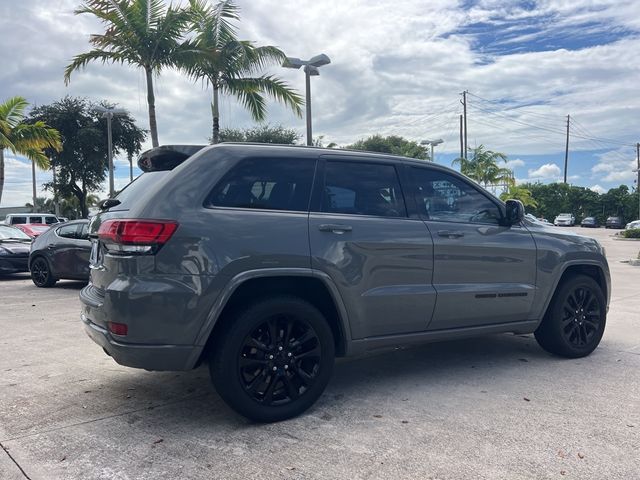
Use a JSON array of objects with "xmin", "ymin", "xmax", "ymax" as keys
[
  {"xmin": 0, "ymin": 272, "xmax": 31, "ymax": 281},
  {"xmin": 90, "ymin": 333, "xmax": 553, "ymax": 432}
]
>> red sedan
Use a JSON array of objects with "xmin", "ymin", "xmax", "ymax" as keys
[{"xmin": 14, "ymin": 223, "xmax": 51, "ymax": 238}]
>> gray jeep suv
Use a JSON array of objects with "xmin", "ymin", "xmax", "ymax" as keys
[{"xmin": 81, "ymin": 143, "xmax": 610, "ymax": 422}]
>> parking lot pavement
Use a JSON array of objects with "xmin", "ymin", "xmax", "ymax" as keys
[{"xmin": 1, "ymin": 227, "xmax": 639, "ymax": 480}]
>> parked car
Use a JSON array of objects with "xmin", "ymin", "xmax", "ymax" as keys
[
  {"xmin": 14, "ymin": 224, "xmax": 51, "ymax": 238},
  {"xmin": 29, "ymin": 220, "xmax": 91, "ymax": 287},
  {"xmin": 605, "ymin": 216, "xmax": 625, "ymax": 229},
  {"xmin": 554, "ymin": 213, "xmax": 575, "ymax": 226},
  {"xmin": 4, "ymin": 213, "xmax": 62, "ymax": 226},
  {"xmin": 0, "ymin": 225, "xmax": 31, "ymax": 274},
  {"xmin": 581, "ymin": 217, "xmax": 599, "ymax": 228},
  {"xmin": 625, "ymin": 220, "xmax": 640, "ymax": 230},
  {"xmin": 81, "ymin": 144, "xmax": 610, "ymax": 422}
]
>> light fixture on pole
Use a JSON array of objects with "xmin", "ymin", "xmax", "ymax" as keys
[
  {"xmin": 95, "ymin": 105, "xmax": 127, "ymax": 197},
  {"xmin": 420, "ymin": 139, "xmax": 444, "ymax": 161},
  {"xmin": 282, "ymin": 54, "xmax": 331, "ymax": 146}
]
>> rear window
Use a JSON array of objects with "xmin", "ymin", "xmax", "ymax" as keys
[
  {"xmin": 9, "ymin": 216, "xmax": 27, "ymax": 224},
  {"xmin": 112, "ymin": 171, "xmax": 169, "ymax": 207},
  {"xmin": 206, "ymin": 157, "xmax": 315, "ymax": 212}
]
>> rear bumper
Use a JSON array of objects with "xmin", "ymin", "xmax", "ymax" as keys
[
  {"xmin": 81, "ymin": 313, "xmax": 201, "ymax": 371},
  {"xmin": 80, "ymin": 283, "xmax": 203, "ymax": 371}
]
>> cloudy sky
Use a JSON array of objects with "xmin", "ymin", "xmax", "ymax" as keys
[{"xmin": 1, "ymin": 0, "xmax": 639, "ymax": 207}]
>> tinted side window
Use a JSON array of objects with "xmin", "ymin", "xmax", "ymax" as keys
[
  {"xmin": 321, "ymin": 161, "xmax": 406, "ymax": 218},
  {"xmin": 79, "ymin": 223, "xmax": 89, "ymax": 239},
  {"xmin": 29, "ymin": 216, "xmax": 42, "ymax": 223},
  {"xmin": 45, "ymin": 217, "xmax": 58, "ymax": 225},
  {"xmin": 57, "ymin": 224, "xmax": 80, "ymax": 239},
  {"xmin": 10, "ymin": 216, "xmax": 27, "ymax": 224},
  {"xmin": 207, "ymin": 157, "xmax": 315, "ymax": 212},
  {"xmin": 411, "ymin": 168, "xmax": 501, "ymax": 224}
]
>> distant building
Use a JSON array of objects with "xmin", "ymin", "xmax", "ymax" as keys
[{"xmin": 0, "ymin": 205, "xmax": 31, "ymax": 222}]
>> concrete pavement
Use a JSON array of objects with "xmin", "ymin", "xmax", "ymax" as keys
[{"xmin": 1, "ymin": 227, "xmax": 639, "ymax": 479}]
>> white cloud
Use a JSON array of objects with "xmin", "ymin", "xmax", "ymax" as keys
[
  {"xmin": 1, "ymin": 0, "xmax": 639, "ymax": 199},
  {"xmin": 589, "ymin": 184, "xmax": 606, "ymax": 194},
  {"xmin": 527, "ymin": 163, "xmax": 562, "ymax": 180},
  {"xmin": 590, "ymin": 148, "xmax": 637, "ymax": 183},
  {"xmin": 506, "ymin": 159, "xmax": 525, "ymax": 169},
  {"xmin": 1, "ymin": 156, "xmax": 52, "ymax": 207}
]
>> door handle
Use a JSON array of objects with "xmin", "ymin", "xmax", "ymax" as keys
[
  {"xmin": 437, "ymin": 230, "xmax": 464, "ymax": 238},
  {"xmin": 318, "ymin": 224, "xmax": 353, "ymax": 234}
]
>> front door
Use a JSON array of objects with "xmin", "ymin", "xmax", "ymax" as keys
[
  {"xmin": 309, "ymin": 158, "xmax": 436, "ymax": 339},
  {"xmin": 408, "ymin": 166, "xmax": 537, "ymax": 330}
]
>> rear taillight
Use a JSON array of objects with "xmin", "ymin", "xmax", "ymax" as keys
[{"xmin": 97, "ymin": 219, "xmax": 178, "ymax": 254}]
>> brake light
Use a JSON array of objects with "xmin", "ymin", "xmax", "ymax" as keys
[{"xmin": 97, "ymin": 219, "xmax": 178, "ymax": 254}]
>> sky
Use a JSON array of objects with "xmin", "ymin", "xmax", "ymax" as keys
[{"xmin": 1, "ymin": 0, "xmax": 639, "ymax": 207}]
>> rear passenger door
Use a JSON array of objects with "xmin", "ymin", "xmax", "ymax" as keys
[
  {"xmin": 309, "ymin": 157, "xmax": 435, "ymax": 339},
  {"xmin": 409, "ymin": 166, "xmax": 537, "ymax": 330}
]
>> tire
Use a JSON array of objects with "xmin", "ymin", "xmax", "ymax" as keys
[
  {"xmin": 30, "ymin": 256, "xmax": 57, "ymax": 288},
  {"xmin": 210, "ymin": 296, "xmax": 335, "ymax": 422},
  {"xmin": 535, "ymin": 274, "xmax": 606, "ymax": 358}
]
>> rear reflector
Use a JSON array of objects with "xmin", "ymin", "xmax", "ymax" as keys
[
  {"xmin": 108, "ymin": 321, "xmax": 128, "ymax": 336},
  {"xmin": 97, "ymin": 219, "xmax": 178, "ymax": 254}
]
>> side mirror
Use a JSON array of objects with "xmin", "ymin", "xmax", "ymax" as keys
[{"xmin": 505, "ymin": 199, "xmax": 525, "ymax": 225}]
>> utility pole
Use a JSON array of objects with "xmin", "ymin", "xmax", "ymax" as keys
[
  {"xmin": 563, "ymin": 114, "xmax": 570, "ymax": 184},
  {"xmin": 636, "ymin": 142, "xmax": 640, "ymax": 219},
  {"xmin": 459, "ymin": 114, "xmax": 463, "ymax": 159},
  {"xmin": 462, "ymin": 91, "xmax": 468, "ymax": 159}
]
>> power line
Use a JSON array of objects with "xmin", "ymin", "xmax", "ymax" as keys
[{"xmin": 467, "ymin": 92, "xmax": 636, "ymax": 147}]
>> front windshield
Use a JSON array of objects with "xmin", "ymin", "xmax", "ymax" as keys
[{"xmin": 0, "ymin": 225, "xmax": 31, "ymax": 240}]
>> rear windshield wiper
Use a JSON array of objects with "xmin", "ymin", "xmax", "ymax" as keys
[{"xmin": 101, "ymin": 198, "xmax": 121, "ymax": 210}]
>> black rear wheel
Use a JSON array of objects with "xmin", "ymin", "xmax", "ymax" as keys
[
  {"xmin": 535, "ymin": 274, "xmax": 606, "ymax": 358},
  {"xmin": 210, "ymin": 296, "xmax": 335, "ymax": 422},
  {"xmin": 30, "ymin": 256, "xmax": 56, "ymax": 288}
]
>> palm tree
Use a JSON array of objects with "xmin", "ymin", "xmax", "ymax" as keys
[
  {"xmin": 64, "ymin": 0, "xmax": 191, "ymax": 147},
  {"xmin": 0, "ymin": 96, "xmax": 61, "ymax": 206},
  {"xmin": 452, "ymin": 144, "xmax": 514, "ymax": 189},
  {"xmin": 500, "ymin": 185, "xmax": 538, "ymax": 208},
  {"xmin": 178, "ymin": 0, "xmax": 303, "ymax": 144}
]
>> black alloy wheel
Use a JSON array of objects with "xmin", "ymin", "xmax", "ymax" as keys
[
  {"xmin": 210, "ymin": 296, "xmax": 335, "ymax": 422},
  {"xmin": 30, "ymin": 257, "xmax": 56, "ymax": 287},
  {"xmin": 239, "ymin": 315, "xmax": 322, "ymax": 406},
  {"xmin": 535, "ymin": 274, "xmax": 606, "ymax": 358},
  {"xmin": 559, "ymin": 285, "xmax": 601, "ymax": 348}
]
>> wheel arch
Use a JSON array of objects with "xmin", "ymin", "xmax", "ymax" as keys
[
  {"xmin": 541, "ymin": 261, "xmax": 609, "ymax": 322},
  {"xmin": 194, "ymin": 269, "xmax": 352, "ymax": 368}
]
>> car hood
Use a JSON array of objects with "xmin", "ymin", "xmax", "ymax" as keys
[
  {"xmin": 525, "ymin": 220, "xmax": 604, "ymax": 253},
  {"xmin": 0, "ymin": 240, "xmax": 31, "ymax": 254}
]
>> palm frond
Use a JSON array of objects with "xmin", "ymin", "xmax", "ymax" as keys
[
  {"xmin": 19, "ymin": 147, "xmax": 51, "ymax": 170},
  {"xmin": 64, "ymin": 49, "xmax": 129, "ymax": 84},
  {"xmin": 0, "ymin": 96, "xmax": 29, "ymax": 129}
]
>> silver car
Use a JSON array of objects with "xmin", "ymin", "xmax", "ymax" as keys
[{"xmin": 80, "ymin": 144, "xmax": 610, "ymax": 422}]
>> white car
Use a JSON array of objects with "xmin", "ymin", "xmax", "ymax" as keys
[
  {"xmin": 625, "ymin": 220, "xmax": 640, "ymax": 230},
  {"xmin": 554, "ymin": 213, "xmax": 575, "ymax": 226}
]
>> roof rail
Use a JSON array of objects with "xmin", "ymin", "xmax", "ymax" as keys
[{"xmin": 137, "ymin": 145, "xmax": 206, "ymax": 172}]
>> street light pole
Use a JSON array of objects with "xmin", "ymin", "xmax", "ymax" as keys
[
  {"xmin": 305, "ymin": 66, "xmax": 312, "ymax": 146},
  {"xmin": 95, "ymin": 106, "xmax": 126, "ymax": 198},
  {"xmin": 420, "ymin": 139, "xmax": 444, "ymax": 161},
  {"xmin": 283, "ymin": 54, "xmax": 331, "ymax": 146}
]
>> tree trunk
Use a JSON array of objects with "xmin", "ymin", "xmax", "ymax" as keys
[
  {"xmin": 145, "ymin": 66, "xmax": 159, "ymax": 148},
  {"xmin": 31, "ymin": 158, "xmax": 37, "ymax": 212},
  {"xmin": 0, "ymin": 149, "xmax": 4, "ymax": 206},
  {"xmin": 211, "ymin": 86, "xmax": 220, "ymax": 144}
]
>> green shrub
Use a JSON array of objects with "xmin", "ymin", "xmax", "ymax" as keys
[{"xmin": 622, "ymin": 229, "xmax": 640, "ymax": 239}]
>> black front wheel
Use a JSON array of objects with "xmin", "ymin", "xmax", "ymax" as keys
[
  {"xmin": 535, "ymin": 274, "xmax": 606, "ymax": 358},
  {"xmin": 210, "ymin": 296, "xmax": 335, "ymax": 422},
  {"xmin": 30, "ymin": 256, "xmax": 56, "ymax": 288}
]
